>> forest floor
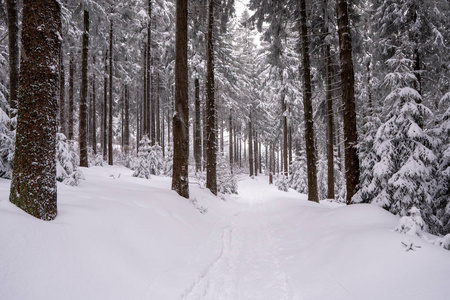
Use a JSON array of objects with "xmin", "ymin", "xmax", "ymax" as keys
[{"xmin": 1, "ymin": 165, "xmax": 450, "ymax": 300}]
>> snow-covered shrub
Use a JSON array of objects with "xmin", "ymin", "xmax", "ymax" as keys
[
  {"xmin": 163, "ymin": 142, "xmax": 173, "ymax": 176},
  {"xmin": 217, "ymin": 153, "xmax": 238, "ymax": 194},
  {"xmin": 276, "ymin": 174, "xmax": 289, "ymax": 192},
  {"xmin": 88, "ymin": 147, "xmax": 103, "ymax": 167},
  {"xmin": 0, "ymin": 107, "xmax": 14, "ymax": 179},
  {"xmin": 133, "ymin": 136, "xmax": 152, "ymax": 179},
  {"xmin": 56, "ymin": 133, "xmax": 84, "ymax": 186},
  {"xmin": 148, "ymin": 143, "xmax": 164, "ymax": 175},
  {"xmin": 395, "ymin": 207, "xmax": 426, "ymax": 237},
  {"xmin": 317, "ymin": 156, "xmax": 327, "ymax": 200},
  {"xmin": 288, "ymin": 153, "xmax": 307, "ymax": 194},
  {"xmin": 194, "ymin": 170, "xmax": 206, "ymax": 189},
  {"xmin": 439, "ymin": 234, "xmax": 450, "ymax": 250}
]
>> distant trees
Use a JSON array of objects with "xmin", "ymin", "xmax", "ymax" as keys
[{"xmin": 9, "ymin": 0, "xmax": 61, "ymax": 220}]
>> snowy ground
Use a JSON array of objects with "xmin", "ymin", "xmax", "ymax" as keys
[{"xmin": 1, "ymin": 165, "xmax": 450, "ymax": 300}]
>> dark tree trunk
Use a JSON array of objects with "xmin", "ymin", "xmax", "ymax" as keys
[
  {"xmin": 172, "ymin": 0, "xmax": 189, "ymax": 198},
  {"xmin": 299, "ymin": 0, "xmax": 319, "ymax": 202},
  {"xmin": 147, "ymin": 0, "xmax": 152, "ymax": 140},
  {"xmin": 103, "ymin": 49, "xmax": 108, "ymax": 161},
  {"xmin": 108, "ymin": 21, "xmax": 113, "ymax": 166},
  {"xmin": 143, "ymin": 42, "xmax": 148, "ymax": 136},
  {"xmin": 325, "ymin": 31, "xmax": 335, "ymax": 200},
  {"xmin": 10, "ymin": 0, "xmax": 61, "ymax": 220},
  {"xmin": 59, "ymin": 47, "xmax": 66, "ymax": 135},
  {"xmin": 206, "ymin": 0, "xmax": 217, "ymax": 195},
  {"xmin": 229, "ymin": 111, "xmax": 233, "ymax": 170},
  {"xmin": 124, "ymin": 84, "xmax": 130, "ymax": 154},
  {"xmin": 336, "ymin": 0, "xmax": 360, "ymax": 204},
  {"xmin": 79, "ymin": 10, "xmax": 89, "ymax": 167},
  {"xmin": 254, "ymin": 129, "xmax": 258, "ymax": 176},
  {"xmin": 282, "ymin": 95, "xmax": 288, "ymax": 176},
  {"xmin": 248, "ymin": 110, "xmax": 254, "ymax": 177},
  {"xmin": 68, "ymin": 52, "xmax": 74, "ymax": 140},
  {"xmin": 194, "ymin": 78, "xmax": 202, "ymax": 172},
  {"xmin": 6, "ymin": 0, "xmax": 19, "ymax": 117},
  {"xmin": 150, "ymin": 57, "xmax": 156, "ymax": 145},
  {"xmin": 156, "ymin": 73, "xmax": 161, "ymax": 145},
  {"xmin": 92, "ymin": 65, "xmax": 97, "ymax": 155}
]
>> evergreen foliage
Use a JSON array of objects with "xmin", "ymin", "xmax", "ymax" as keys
[{"xmin": 56, "ymin": 133, "xmax": 85, "ymax": 186}]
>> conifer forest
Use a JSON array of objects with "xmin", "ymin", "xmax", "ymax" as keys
[
  {"xmin": 1, "ymin": 0, "xmax": 450, "ymax": 231},
  {"xmin": 1, "ymin": 0, "xmax": 450, "ymax": 299}
]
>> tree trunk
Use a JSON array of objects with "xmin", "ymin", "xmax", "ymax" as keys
[
  {"xmin": 147, "ymin": 0, "xmax": 152, "ymax": 140},
  {"xmin": 143, "ymin": 42, "xmax": 148, "ymax": 136},
  {"xmin": 282, "ymin": 95, "xmax": 288, "ymax": 176},
  {"xmin": 92, "ymin": 64, "xmax": 97, "ymax": 154},
  {"xmin": 124, "ymin": 84, "xmax": 130, "ymax": 154},
  {"xmin": 299, "ymin": 0, "xmax": 319, "ymax": 202},
  {"xmin": 229, "ymin": 111, "xmax": 233, "ymax": 171},
  {"xmin": 248, "ymin": 110, "xmax": 254, "ymax": 177},
  {"xmin": 324, "ymin": 5, "xmax": 335, "ymax": 200},
  {"xmin": 254, "ymin": 129, "xmax": 258, "ymax": 176},
  {"xmin": 68, "ymin": 52, "xmax": 74, "ymax": 140},
  {"xmin": 336, "ymin": 0, "xmax": 360, "ymax": 204},
  {"xmin": 156, "ymin": 73, "xmax": 161, "ymax": 145},
  {"xmin": 172, "ymin": 0, "xmax": 189, "ymax": 198},
  {"xmin": 108, "ymin": 20, "xmax": 113, "ymax": 166},
  {"xmin": 79, "ymin": 9, "xmax": 89, "ymax": 167},
  {"xmin": 10, "ymin": 0, "xmax": 61, "ymax": 220},
  {"xmin": 6, "ymin": 0, "xmax": 19, "ymax": 118},
  {"xmin": 194, "ymin": 78, "xmax": 202, "ymax": 172},
  {"xmin": 206, "ymin": 0, "xmax": 217, "ymax": 195},
  {"xmin": 103, "ymin": 49, "xmax": 108, "ymax": 161},
  {"xmin": 59, "ymin": 47, "xmax": 66, "ymax": 135}
]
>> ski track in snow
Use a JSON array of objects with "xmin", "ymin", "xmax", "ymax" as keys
[{"xmin": 181, "ymin": 179, "xmax": 292, "ymax": 300}]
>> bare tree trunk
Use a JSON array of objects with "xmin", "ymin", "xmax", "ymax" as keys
[
  {"xmin": 172, "ymin": 0, "xmax": 189, "ymax": 198},
  {"xmin": 68, "ymin": 52, "xmax": 74, "ymax": 140},
  {"xmin": 229, "ymin": 111, "xmax": 233, "ymax": 171},
  {"xmin": 79, "ymin": 9, "xmax": 89, "ymax": 167},
  {"xmin": 248, "ymin": 110, "xmax": 254, "ymax": 177},
  {"xmin": 254, "ymin": 129, "xmax": 258, "ymax": 176},
  {"xmin": 194, "ymin": 78, "xmax": 202, "ymax": 172},
  {"xmin": 336, "ymin": 0, "xmax": 360, "ymax": 204},
  {"xmin": 59, "ymin": 47, "xmax": 66, "ymax": 135},
  {"xmin": 143, "ymin": 43, "xmax": 148, "ymax": 137},
  {"xmin": 147, "ymin": 0, "xmax": 152, "ymax": 140},
  {"xmin": 299, "ymin": 0, "xmax": 319, "ymax": 202},
  {"xmin": 10, "ymin": 0, "xmax": 61, "ymax": 220},
  {"xmin": 92, "ymin": 64, "xmax": 97, "ymax": 154},
  {"xmin": 103, "ymin": 49, "xmax": 108, "ymax": 160},
  {"xmin": 6, "ymin": 0, "xmax": 19, "ymax": 119},
  {"xmin": 205, "ymin": 0, "xmax": 217, "ymax": 195},
  {"xmin": 108, "ymin": 20, "xmax": 113, "ymax": 166},
  {"xmin": 156, "ymin": 73, "xmax": 161, "ymax": 145},
  {"xmin": 124, "ymin": 84, "xmax": 130, "ymax": 154},
  {"xmin": 325, "ymin": 25, "xmax": 335, "ymax": 200}
]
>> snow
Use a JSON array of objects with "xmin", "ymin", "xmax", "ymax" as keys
[{"xmin": 1, "ymin": 166, "xmax": 450, "ymax": 300}]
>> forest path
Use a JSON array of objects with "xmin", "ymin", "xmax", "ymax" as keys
[{"xmin": 181, "ymin": 176, "xmax": 292, "ymax": 300}]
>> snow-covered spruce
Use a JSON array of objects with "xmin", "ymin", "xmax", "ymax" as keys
[
  {"xmin": 371, "ymin": 53, "xmax": 437, "ymax": 224},
  {"xmin": 395, "ymin": 206, "xmax": 426, "ymax": 236},
  {"xmin": 133, "ymin": 136, "xmax": 164, "ymax": 179},
  {"xmin": 288, "ymin": 152, "xmax": 307, "ymax": 194},
  {"xmin": 56, "ymin": 133, "xmax": 84, "ymax": 186},
  {"xmin": 432, "ymin": 92, "xmax": 450, "ymax": 235},
  {"xmin": 217, "ymin": 153, "xmax": 237, "ymax": 194}
]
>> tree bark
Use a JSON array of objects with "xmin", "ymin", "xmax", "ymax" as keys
[
  {"xmin": 206, "ymin": 0, "xmax": 217, "ymax": 195},
  {"xmin": 172, "ymin": 0, "xmax": 189, "ymax": 198},
  {"xmin": 229, "ymin": 111, "xmax": 233, "ymax": 171},
  {"xmin": 10, "ymin": 0, "xmax": 61, "ymax": 220},
  {"xmin": 336, "ymin": 0, "xmax": 360, "ymax": 204},
  {"xmin": 194, "ymin": 78, "xmax": 202, "ymax": 172},
  {"xmin": 59, "ymin": 47, "xmax": 66, "ymax": 135},
  {"xmin": 108, "ymin": 21, "xmax": 113, "ymax": 166},
  {"xmin": 124, "ymin": 84, "xmax": 130, "ymax": 154},
  {"xmin": 299, "ymin": 0, "xmax": 319, "ymax": 202},
  {"xmin": 79, "ymin": 9, "xmax": 89, "ymax": 167},
  {"xmin": 248, "ymin": 110, "xmax": 254, "ymax": 177},
  {"xmin": 92, "ymin": 64, "xmax": 97, "ymax": 155},
  {"xmin": 68, "ymin": 52, "xmax": 74, "ymax": 140},
  {"xmin": 103, "ymin": 49, "xmax": 108, "ymax": 160},
  {"xmin": 6, "ymin": 0, "xmax": 19, "ymax": 117}
]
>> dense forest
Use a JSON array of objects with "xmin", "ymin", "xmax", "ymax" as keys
[{"xmin": 0, "ymin": 0, "xmax": 449, "ymax": 235}]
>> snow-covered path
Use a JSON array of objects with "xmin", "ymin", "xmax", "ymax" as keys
[{"xmin": 182, "ymin": 179, "xmax": 291, "ymax": 300}]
